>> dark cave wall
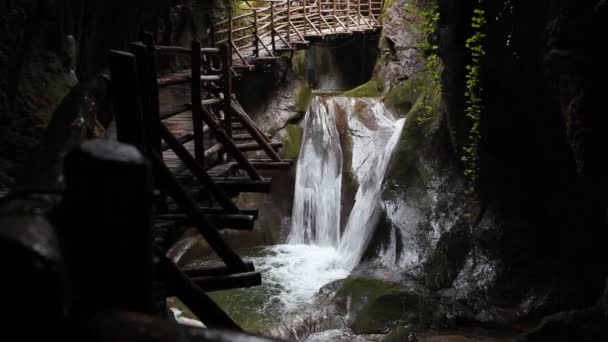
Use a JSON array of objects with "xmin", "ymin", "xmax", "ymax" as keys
[
  {"xmin": 0, "ymin": 0, "xmax": 225, "ymax": 187},
  {"xmin": 437, "ymin": 0, "xmax": 608, "ymax": 315}
]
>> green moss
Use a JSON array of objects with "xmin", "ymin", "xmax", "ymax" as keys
[
  {"xmin": 295, "ymin": 80, "xmax": 313, "ymax": 113},
  {"xmin": 335, "ymin": 277, "xmax": 426, "ymax": 334},
  {"xmin": 343, "ymin": 76, "xmax": 383, "ymax": 97},
  {"xmin": 281, "ymin": 124, "xmax": 303, "ymax": 159},
  {"xmin": 291, "ymin": 50, "xmax": 307, "ymax": 78},
  {"xmin": 382, "ymin": 62, "xmax": 443, "ymax": 198}
]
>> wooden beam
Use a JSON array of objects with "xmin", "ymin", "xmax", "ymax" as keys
[
  {"xmin": 191, "ymin": 271, "xmax": 262, "ymax": 292},
  {"xmin": 156, "ymin": 214, "xmax": 256, "ymax": 230},
  {"xmin": 109, "ymin": 51, "xmax": 146, "ymax": 151},
  {"xmin": 151, "ymin": 153, "xmax": 249, "ymax": 272},
  {"xmin": 159, "ymin": 123, "xmax": 239, "ymax": 213},
  {"xmin": 200, "ymin": 107, "xmax": 263, "ymax": 180},
  {"xmin": 157, "ymin": 249, "xmax": 242, "ymax": 330},
  {"xmin": 191, "ymin": 41, "xmax": 205, "ymax": 166},
  {"xmin": 183, "ymin": 261, "xmax": 255, "ymax": 278},
  {"xmin": 161, "ymin": 133, "xmax": 194, "ymax": 152},
  {"xmin": 141, "ymin": 33, "xmax": 162, "ymax": 157}
]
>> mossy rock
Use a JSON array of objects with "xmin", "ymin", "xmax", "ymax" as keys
[
  {"xmin": 281, "ymin": 124, "xmax": 303, "ymax": 159},
  {"xmin": 383, "ymin": 63, "xmax": 444, "ymax": 195},
  {"xmin": 292, "ymin": 50, "xmax": 307, "ymax": 79},
  {"xmin": 383, "ymin": 326, "xmax": 415, "ymax": 342},
  {"xmin": 295, "ymin": 80, "xmax": 313, "ymax": 113},
  {"xmin": 343, "ymin": 76, "xmax": 384, "ymax": 97},
  {"xmin": 334, "ymin": 276, "xmax": 431, "ymax": 334}
]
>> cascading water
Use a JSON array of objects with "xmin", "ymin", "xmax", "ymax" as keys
[
  {"xmin": 288, "ymin": 97, "xmax": 343, "ymax": 247},
  {"xmin": 257, "ymin": 95, "xmax": 406, "ymax": 314},
  {"xmin": 175, "ymin": 96, "xmax": 406, "ymax": 332}
]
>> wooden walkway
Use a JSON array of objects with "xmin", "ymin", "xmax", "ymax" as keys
[
  {"xmin": 214, "ymin": 0, "xmax": 383, "ymax": 69},
  {"xmin": 98, "ymin": 0, "xmax": 384, "ymax": 331}
]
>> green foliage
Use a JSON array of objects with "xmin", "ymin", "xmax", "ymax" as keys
[
  {"xmin": 461, "ymin": 3, "xmax": 487, "ymax": 198},
  {"xmin": 416, "ymin": 1, "xmax": 442, "ymax": 126}
]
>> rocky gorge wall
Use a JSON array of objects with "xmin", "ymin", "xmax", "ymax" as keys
[
  {"xmin": 0, "ymin": 0, "xmax": 230, "ymax": 188},
  {"xmin": 324, "ymin": 0, "xmax": 608, "ymax": 339}
]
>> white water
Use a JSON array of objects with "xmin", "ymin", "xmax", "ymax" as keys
[
  {"xmin": 260, "ymin": 96, "xmax": 405, "ymax": 314},
  {"xmin": 288, "ymin": 97, "xmax": 343, "ymax": 247}
]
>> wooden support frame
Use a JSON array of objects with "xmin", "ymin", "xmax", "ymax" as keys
[
  {"xmin": 158, "ymin": 123, "xmax": 239, "ymax": 213},
  {"xmin": 150, "ymin": 152, "xmax": 250, "ymax": 272},
  {"xmin": 191, "ymin": 41, "xmax": 206, "ymax": 166}
]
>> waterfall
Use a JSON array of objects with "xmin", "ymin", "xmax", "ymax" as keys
[
  {"xmin": 288, "ymin": 96, "xmax": 405, "ymax": 270},
  {"xmin": 338, "ymin": 117, "xmax": 406, "ymax": 270},
  {"xmin": 240, "ymin": 95, "xmax": 405, "ymax": 318},
  {"xmin": 288, "ymin": 97, "xmax": 343, "ymax": 247}
]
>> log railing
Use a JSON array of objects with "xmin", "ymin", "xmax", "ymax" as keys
[{"xmin": 214, "ymin": 0, "xmax": 384, "ymax": 67}]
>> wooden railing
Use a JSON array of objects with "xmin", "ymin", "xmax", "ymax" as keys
[{"xmin": 213, "ymin": 0, "xmax": 384, "ymax": 68}]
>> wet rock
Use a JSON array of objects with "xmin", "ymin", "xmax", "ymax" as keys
[
  {"xmin": 515, "ymin": 306, "xmax": 608, "ymax": 342},
  {"xmin": 334, "ymin": 276, "xmax": 435, "ymax": 334}
]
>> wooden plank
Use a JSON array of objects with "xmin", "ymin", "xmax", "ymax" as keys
[{"xmin": 191, "ymin": 271, "xmax": 262, "ymax": 292}]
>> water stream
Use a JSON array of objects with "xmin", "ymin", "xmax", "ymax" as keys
[
  {"xmin": 260, "ymin": 95, "xmax": 405, "ymax": 315},
  {"xmin": 175, "ymin": 96, "xmax": 405, "ymax": 334}
]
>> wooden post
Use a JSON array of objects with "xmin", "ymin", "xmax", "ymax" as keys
[
  {"xmin": 333, "ymin": 0, "xmax": 337, "ymax": 30},
  {"xmin": 228, "ymin": 9, "xmax": 233, "ymax": 60},
  {"xmin": 129, "ymin": 43, "xmax": 155, "ymax": 154},
  {"xmin": 253, "ymin": 9, "xmax": 259, "ymax": 57},
  {"xmin": 270, "ymin": 3, "xmax": 276, "ymax": 52},
  {"xmin": 304, "ymin": 0, "xmax": 308, "ymax": 36},
  {"xmin": 140, "ymin": 33, "xmax": 162, "ymax": 157},
  {"xmin": 60, "ymin": 139, "xmax": 155, "ymax": 316},
  {"xmin": 287, "ymin": 0, "xmax": 291, "ymax": 42},
  {"xmin": 368, "ymin": 0, "xmax": 372, "ymax": 20},
  {"xmin": 221, "ymin": 43, "xmax": 233, "ymax": 141},
  {"xmin": 191, "ymin": 41, "xmax": 205, "ymax": 167},
  {"xmin": 109, "ymin": 51, "xmax": 145, "ymax": 151},
  {"xmin": 318, "ymin": 0, "xmax": 322, "ymax": 33},
  {"xmin": 357, "ymin": 0, "xmax": 361, "ymax": 26},
  {"xmin": 210, "ymin": 23, "xmax": 216, "ymax": 46}
]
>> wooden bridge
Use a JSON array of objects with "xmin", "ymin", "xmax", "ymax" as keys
[
  {"xmin": 212, "ymin": 0, "xmax": 383, "ymax": 70},
  {"xmin": 100, "ymin": 0, "xmax": 385, "ymax": 332},
  {"xmin": 0, "ymin": 0, "xmax": 386, "ymax": 336}
]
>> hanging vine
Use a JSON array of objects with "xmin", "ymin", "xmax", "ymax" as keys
[
  {"xmin": 462, "ymin": 2, "xmax": 487, "ymax": 196},
  {"xmin": 417, "ymin": 1, "xmax": 441, "ymax": 125}
]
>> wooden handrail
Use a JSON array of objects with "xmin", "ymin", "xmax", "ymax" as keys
[{"xmin": 213, "ymin": 0, "xmax": 383, "ymax": 65}]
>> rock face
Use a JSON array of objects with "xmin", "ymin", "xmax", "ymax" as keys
[
  {"xmin": 340, "ymin": 0, "xmax": 608, "ymax": 336},
  {"xmin": 0, "ymin": 0, "xmax": 226, "ymax": 187}
]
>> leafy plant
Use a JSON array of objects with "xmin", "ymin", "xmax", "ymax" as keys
[
  {"xmin": 461, "ymin": 3, "xmax": 486, "ymax": 197},
  {"xmin": 416, "ymin": 1, "xmax": 442, "ymax": 125}
]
